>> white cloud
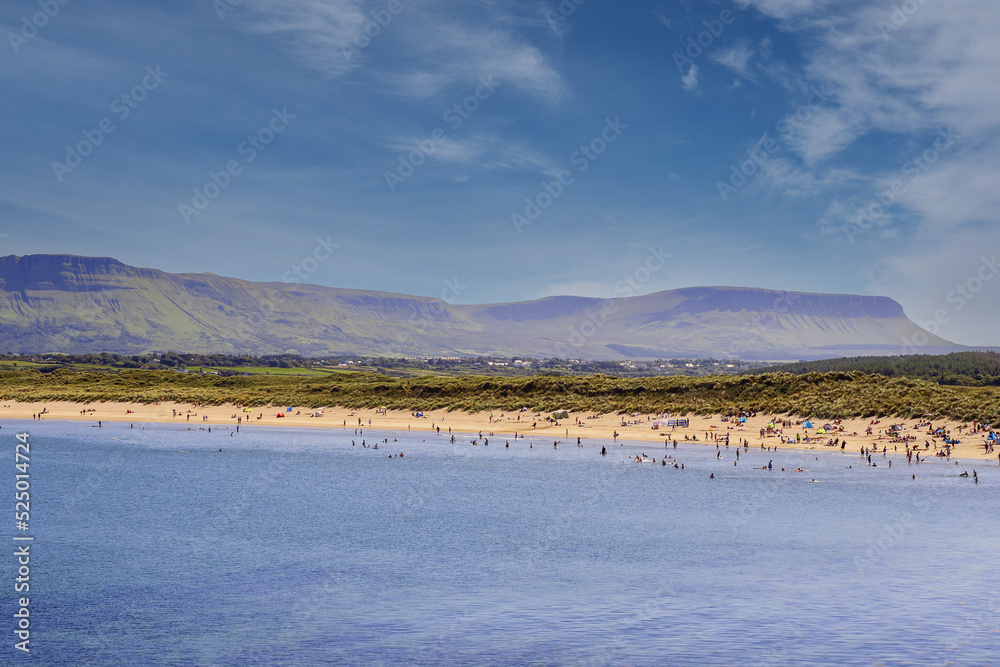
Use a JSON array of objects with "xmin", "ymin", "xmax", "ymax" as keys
[
  {"xmin": 376, "ymin": 70, "xmax": 453, "ymax": 99},
  {"xmin": 652, "ymin": 7, "xmax": 672, "ymax": 29},
  {"xmin": 681, "ymin": 63, "xmax": 698, "ymax": 92},
  {"xmin": 756, "ymin": 155, "xmax": 862, "ymax": 199},
  {"xmin": 734, "ymin": 0, "xmax": 828, "ymax": 20},
  {"xmin": 745, "ymin": 1, "xmax": 1000, "ymax": 241},
  {"xmin": 779, "ymin": 106, "xmax": 868, "ymax": 164},
  {"xmin": 758, "ymin": 36, "xmax": 773, "ymax": 60},
  {"xmin": 384, "ymin": 132, "xmax": 562, "ymax": 178},
  {"xmin": 710, "ymin": 38, "xmax": 756, "ymax": 81},
  {"xmin": 235, "ymin": 1, "xmax": 566, "ymax": 101},
  {"xmin": 238, "ymin": 0, "xmax": 367, "ymax": 76},
  {"xmin": 893, "ymin": 147, "xmax": 1000, "ymax": 237},
  {"xmin": 398, "ymin": 21, "xmax": 566, "ymax": 102}
]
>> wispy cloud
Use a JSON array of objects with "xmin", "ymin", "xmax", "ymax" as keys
[
  {"xmin": 710, "ymin": 38, "xmax": 756, "ymax": 81},
  {"xmin": 397, "ymin": 19, "xmax": 566, "ymax": 102},
  {"xmin": 238, "ymin": 0, "xmax": 367, "ymax": 76},
  {"xmin": 681, "ymin": 63, "xmax": 699, "ymax": 92},
  {"xmin": 780, "ymin": 106, "xmax": 867, "ymax": 164},
  {"xmin": 734, "ymin": 0, "xmax": 829, "ymax": 21},
  {"xmin": 234, "ymin": 1, "xmax": 566, "ymax": 102},
  {"xmin": 740, "ymin": 1, "xmax": 1000, "ymax": 228},
  {"xmin": 756, "ymin": 155, "xmax": 862, "ymax": 199},
  {"xmin": 384, "ymin": 132, "xmax": 562, "ymax": 177},
  {"xmin": 652, "ymin": 5, "xmax": 672, "ymax": 29}
]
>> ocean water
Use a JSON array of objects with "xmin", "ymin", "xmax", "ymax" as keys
[{"xmin": 1, "ymin": 420, "xmax": 998, "ymax": 666}]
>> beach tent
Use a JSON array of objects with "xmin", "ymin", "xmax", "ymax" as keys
[
  {"xmin": 988, "ymin": 432, "xmax": 998, "ymax": 441},
  {"xmin": 244, "ymin": 408, "xmax": 253, "ymax": 412},
  {"xmin": 739, "ymin": 417, "xmax": 747, "ymax": 423},
  {"xmin": 286, "ymin": 407, "xmax": 293, "ymax": 412},
  {"xmin": 823, "ymin": 423, "xmax": 833, "ymax": 430},
  {"xmin": 803, "ymin": 421, "xmax": 814, "ymax": 428},
  {"xmin": 816, "ymin": 428, "xmax": 827, "ymax": 434}
]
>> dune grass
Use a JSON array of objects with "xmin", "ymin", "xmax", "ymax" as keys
[{"xmin": 1, "ymin": 368, "xmax": 999, "ymax": 425}]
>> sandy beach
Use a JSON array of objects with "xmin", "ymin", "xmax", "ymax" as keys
[{"xmin": 3, "ymin": 399, "xmax": 998, "ymax": 463}]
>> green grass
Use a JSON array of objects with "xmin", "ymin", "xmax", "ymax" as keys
[
  {"xmin": 1, "ymin": 368, "xmax": 999, "ymax": 425},
  {"xmin": 185, "ymin": 366, "xmax": 336, "ymax": 376},
  {"xmin": 0, "ymin": 361, "xmax": 59, "ymax": 370}
]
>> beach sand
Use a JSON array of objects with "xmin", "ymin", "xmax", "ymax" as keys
[{"xmin": 3, "ymin": 399, "xmax": 998, "ymax": 462}]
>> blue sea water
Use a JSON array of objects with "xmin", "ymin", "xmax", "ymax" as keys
[{"xmin": 1, "ymin": 419, "xmax": 998, "ymax": 666}]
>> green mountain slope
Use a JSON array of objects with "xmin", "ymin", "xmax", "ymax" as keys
[{"xmin": 0, "ymin": 254, "xmax": 958, "ymax": 360}]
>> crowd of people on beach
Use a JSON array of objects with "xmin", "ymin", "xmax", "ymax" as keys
[{"xmin": 7, "ymin": 402, "xmax": 1000, "ymax": 480}]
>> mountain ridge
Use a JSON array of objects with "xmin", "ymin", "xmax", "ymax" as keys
[{"xmin": 0, "ymin": 254, "xmax": 959, "ymax": 360}]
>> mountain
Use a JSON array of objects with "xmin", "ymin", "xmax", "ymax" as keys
[{"xmin": 0, "ymin": 254, "xmax": 959, "ymax": 360}]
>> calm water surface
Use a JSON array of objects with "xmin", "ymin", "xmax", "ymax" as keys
[{"xmin": 1, "ymin": 420, "xmax": 997, "ymax": 665}]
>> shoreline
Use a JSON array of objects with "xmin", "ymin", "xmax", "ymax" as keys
[{"xmin": 4, "ymin": 399, "xmax": 998, "ymax": 463}]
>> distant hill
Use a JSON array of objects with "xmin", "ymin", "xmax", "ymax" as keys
[
  {"xmin": 0, "ymin": 254, "xmax": 959, "ymax": 360},
  {"xmin": 748, "ymin": 351, "xmax": 1000, "ymax": 386}
]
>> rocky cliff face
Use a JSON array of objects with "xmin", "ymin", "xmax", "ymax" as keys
[{"xmin": 0, "ymin": 254, "xmax": 958, "ymax": 360}]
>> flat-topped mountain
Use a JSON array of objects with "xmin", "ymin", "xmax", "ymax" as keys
[{"xmin": 0, "ymin": 254, "xmax": 958, "ymax": 360}]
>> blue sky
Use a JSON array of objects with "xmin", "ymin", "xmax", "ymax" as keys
[{"xmin": 2, "ymin": 0, "xmax": 998, "ymax": 345}]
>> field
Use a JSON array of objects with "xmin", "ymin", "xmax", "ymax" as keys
[{"xmin": 183, "ymin": 366, "xmax": 340, "ymax": 377}]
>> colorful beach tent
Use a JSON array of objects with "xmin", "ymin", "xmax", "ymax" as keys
[
  {"xmin": 286, "ymin": 407, "xmax": 293, "ymax": 412},
  {"xmin": 816, "ymin": 428, "xmax": 827, "ymax": 434},
  {"xmin": 803, "ymin": 421, "xmax": 814, "ymax": 428}
]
